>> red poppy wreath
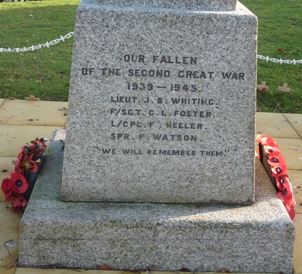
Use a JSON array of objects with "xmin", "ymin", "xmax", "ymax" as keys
[
  {"xmin": 1, "ymin": 135, "xmax": 295, "ymax": 219},
  {"xmin": 256, "ymin": 134, "xmax": 296, "ymax": 220},
  {"xmin": 1, "ymin": 138, "xmax": 48, "ymax": 212}
]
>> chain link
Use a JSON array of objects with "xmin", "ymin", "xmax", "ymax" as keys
[
  {"xmin": 257, "ymin": 55, "xmax": 302, "ymax": 65},
  {"xmin": 0, "ymin": 32, "xmax": 302, "ymax": 65},
  {"xmin": 0, "ymin": 32, "xmax": 74, "ymax": 53}
]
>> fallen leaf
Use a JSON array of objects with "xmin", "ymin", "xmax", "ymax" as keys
[
  {"xmin": 278, "ymin": 48, "xmax": 287, "ymax": 54},
  {"xmin": 98, "ymin": 264, "xmax": 116, "ymax": 270},
  {"xmin": 278, "ymin": 48, "xmax": 293, "ymax": 55},
  {"xmin": 257, "ymin": 87, "xmax": 268, "ymax": 93}
]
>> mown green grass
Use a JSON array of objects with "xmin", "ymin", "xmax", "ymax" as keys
[
  {"xmin": 0, "ymin": 0, "xmax": 80, "ymax": 101},
  {"xmin": 0, "ymin": 0, "xmax": 302, "ymax": 112},
  {"xmin": 241, "ymin": 0, "xmax": 302, "ymax": 113}
]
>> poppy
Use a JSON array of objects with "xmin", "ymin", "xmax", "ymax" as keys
[
  {"xmin": 271, "ymin": 165, "xmax": 288, "ymax": 177},
  {"xmin": 267, "ymin": 151, "xmax": 286, "ymax": 167},
  {"xmin": 1, "ymin": 178, "xmax": 10, "ymax": 195},
  {"xmin": 8, "ymin": 173, "xmax": 29, "ymax": 194},
  {"xmin": 263, "ymin": 144, "xmax": 280, "ymax": 154},
  {"xmin": 275, "ymin": 175, "xmax": 291, "ymax": 191},
  {"xmin": 257, "ymin": 134, "xmax": 278, "ymax": 147},
  {"xmin": 13, "ymin": 196, "xmax": 28, "ymax": 208},
  {"xmin": 277, "ymin": 188, "xmax": 293, "ymax": 204},
  {"xmin": 256, "ymin": 134, "xmax": 271, "ymax": 144},
  {"xmin": 284, "ymin": 203, "xmax": 295, "ymax": 220},
  {"xmin": 1, "ymin": 179, "xmax": 15, "ymax": 201},
  {"xmin": 258, "ymin": 135, "xmax": 280, "ymax": 154}
]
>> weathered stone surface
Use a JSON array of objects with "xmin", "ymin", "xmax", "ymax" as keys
[
  {"xmin": 61, "ymin": 0, "xmax": 257, "ymax": 204},
  {"xmin": 95, "ymin": 0, "xmax": 237, "ymax": 11},
  {"xmin": 19, "ymin": 130, "xmax": 295, "ymax": 273}
]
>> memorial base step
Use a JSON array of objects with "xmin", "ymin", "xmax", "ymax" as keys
[{"xmin": 19, "ymin": 130, "xmax": 294, "ymax": 273}]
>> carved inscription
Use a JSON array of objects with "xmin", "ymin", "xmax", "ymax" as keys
[{"xmin": 81, "ymin": 54, "xmax": 246, "ymax": 157}]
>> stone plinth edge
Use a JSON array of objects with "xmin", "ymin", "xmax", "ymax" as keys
[{"xmin": 94, "ymin": 0, "xmax": 237, "ymax": 11}]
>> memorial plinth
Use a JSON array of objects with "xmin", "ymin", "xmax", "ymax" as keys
[
  {"xmin": 18, "ymin": 0, "xmax": 295, "ymax": 272},
  {"xmin": 19, "ymin": 131, "xmax": 295, "ymax": 273},
  {"xmin": 61, "ymin": 0, "xmax": 257, "ymax": 204}
]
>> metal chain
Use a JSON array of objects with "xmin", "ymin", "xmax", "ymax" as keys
[
  {"xmin": 0, "ymin": 31, "xmax": 302, "ymax": 65},
  {"xmin": 0, "ymin": 32, "xmax": 74, "ymax": 53},
  {"xmin": 257, "ymin": 54, "xmax": 302, "ymax": 65}
]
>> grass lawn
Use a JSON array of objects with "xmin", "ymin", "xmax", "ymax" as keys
[
  {"xmin": 241, "ymin": 0, "xmax": 302, "ymax": 113},
  {"xmin": 0, "ymin": 0, "xmax": 80, "ymax": 101},
  {"xmin": 0, "ymin": 0, "xmax": 301, "ymax": 112}
]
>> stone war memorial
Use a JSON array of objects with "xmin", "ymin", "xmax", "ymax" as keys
[{"xmin": 19, "ymin": 0, "xmax": 295, "ymax": 273}]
